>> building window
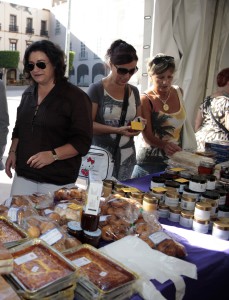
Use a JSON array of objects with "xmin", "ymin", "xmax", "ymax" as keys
[
  {"xmin": 26, "ymin": 18, "xmax": 34, "ymax": 34},
  {"xmin": 26, "ymin": 40, "xmax": 33, "ymax": 48},
  {"xmin": 40, "ymin": 20, "xmax": 48, "ymax": 36},
  {"xmin": 55, "ymin": 20, "xmax": 61, "ymax": 35},
  {"xmin": 9, "ymin": 39, "xmax": 17, "ymax": 50},
  {"xmin": 79, "ymin": 42, "xmax": 88, "ymax": 60},
  {"xmin": 9, "ymin": 15, "xmax": 18, "ymax": 32}
]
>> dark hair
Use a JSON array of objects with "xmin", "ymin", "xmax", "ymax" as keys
[
  {"xmin": 147, "ymin": 53, "xmax": 175, "ymax": 76},
  {"xmin": 23, "ymin": 40, "xmax": 67, "ymax": 83},
  {"xmin": 105, "ymin": 39, "xmax": 138, "ymax": 65},
  {"xmin": 217, "ymin": 68, "xmax": 229, "ymax": 87}
]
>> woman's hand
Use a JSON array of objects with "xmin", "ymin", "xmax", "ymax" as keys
[
  {"xmin": 5, "ymin": 152, "xmax": 17, "ymax": 178},
  {"xmin": 27, "ymin": 151, "xmax": 55, "ymax": 169},
  {"xmin": 163, "ymin": 142, "xmax": 182, "ymax": 157},
  {"xmin": 117, "ymin": 125, "xmax": 141, "ymax": 137}
]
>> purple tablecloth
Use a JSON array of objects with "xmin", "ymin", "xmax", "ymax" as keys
[{"xmin": 120, "ymin": 173, "xmax": 229, "ymax": 300}]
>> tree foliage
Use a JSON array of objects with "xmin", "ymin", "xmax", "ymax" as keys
[
  {"xmin": 0, "ymin": 51, "xmax": 20, "ymax": 68},
  {"xmin": 69, "ymin": 51, "xmax": 75, "ymax": 71}
]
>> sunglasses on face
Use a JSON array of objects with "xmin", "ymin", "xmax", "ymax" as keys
[
  {"xmin": 152, "ymin": 56, "xmax": 174, "ymax": 65},
  {"xmin": 26, "ymin": 61, "xmax": 49, "ymax": 71},
  {"xmin": 114, "ymin": 65, "xmax": 138, "ymax": 76}
]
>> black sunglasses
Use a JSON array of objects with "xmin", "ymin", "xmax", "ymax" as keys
[
  {"xmin": 152, "ymin": 56, "xmax": 174, "ymax": 65},
  {"xmin": 114, "ymin": 65, "xmax": 138, "ymax": 76},
  {"xmin": 26, "ymin": 61, "xmax": 49, "ymax": 71}
]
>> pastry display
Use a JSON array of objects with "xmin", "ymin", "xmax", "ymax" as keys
[
  {"xmin": 54, "ymin": 187, "xmax": 86, "ymax": 202},
  {"xmin": 11, "ymin": 243, "xmax": 75, "ymax": 291},
  {"xmin": 64, "ymin": 245, "xmax": 137, "ymax": 292}
]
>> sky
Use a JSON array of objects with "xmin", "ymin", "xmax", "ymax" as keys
[{"xmin": 2, "ymin": 0, "xmax": 52, "ymax": 9}]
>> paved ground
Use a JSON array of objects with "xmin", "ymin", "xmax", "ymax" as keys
[{"xmin": 0, "ymin": 85, "xmax": 88, "ymax": 203}]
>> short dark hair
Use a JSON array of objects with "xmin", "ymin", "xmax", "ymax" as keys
[
  {"xmin": 217, "ymin": 68, "xmax": 229, "ymax": 87},
  {"xmin": 105, "ymin": 39, "xmax": 138, "ymax": 65},
  {"xmin": 23, "ymin": 40, "xmax": 66, "ymax": 83},
  {"xmin": 147, "ymin": 53, "xmax": 175, "ymax": 76}
]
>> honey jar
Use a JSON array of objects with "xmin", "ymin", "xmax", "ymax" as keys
[
  {"xmin": 198, "ymin": 161, "xmax": 215, "ymax": 175},
  {"xmin": 212, "ymin": 220, "xmax": 229, "ymax": 240},
  {"xmin": 81, "ymin": 210, "xmax": 100, "ymax": 232},
  {"xmin": 180, "ymin": 194, "xmax": 196, "ymax": 211},
  {"xmin": 189, "ymin": 175, "xmax": 207, "ymax": 193},
  {"xmin": 168, "ymin": 206, "xmax": 182, "ymax": 222},
  {"xmin": 142, "ymin": 194, "xmax": 158, "ymax": 212},
  {"xmin": 179, "ymin": 210, "xmax": 194, "ymax": 228},
  {"xmin": 164, "ymin": 190, "xmax": 180, "ymax": 207},
  {"xmin": 102, "ymin": 180, "xmax": 113, "ymax": 197},
  {"xmin": 83, "ymin": 228, "xmax": 101, "ymax": 247},
  {"xmin": 192, "ymin": 217, "xmax": 209, "ymax": 234},
  {"xmin": 194, "ymin": 202, "xmax": 211, "ymax": 221},
  {"xmin": 67, "ymin": 221, "xmax": 83, "ymax": 242}
]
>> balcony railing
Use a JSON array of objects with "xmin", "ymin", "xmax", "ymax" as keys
[
  {"xmin": 40, "ymin": 29, "xmax": 48, "ymax": 37},
  {"xmin": 9, "ymin": 25, "xmax": 18, "ymax": 32},
  {"xmin": 26, "ymin": 27, "xmax": 34, "ymax": 34}
]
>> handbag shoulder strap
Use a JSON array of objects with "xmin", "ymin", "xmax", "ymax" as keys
[
  {"xmin": 112, "ymin": 84, "xmax": 129, "ymax": 159},
  {"xmin": 209, "ymin": 105, "xmax": 229, "ymax": 134}
]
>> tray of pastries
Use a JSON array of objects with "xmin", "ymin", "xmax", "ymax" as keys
[
  {"xmin": 0, "ymin": 216, "xmax": 30, "ymax": 248},
  {"xmin": 63, "ymin": 244, "xmax": 138, "ymax": 299},
  {"xmin": 6, "ymin": 238, "xmax": 78, "ymax": 299}
]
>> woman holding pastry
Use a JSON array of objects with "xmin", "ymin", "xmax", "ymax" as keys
[
  {"xmin": 5, "ymin": 40, "xmax": 92, "ymax": 195},
  {"xmin": 87, "ymin": 39, "xmax": 144, "ymax": 181},
  {"xmin": 132, "ymin": 53, "xmax": 196, "ymax": 178}
]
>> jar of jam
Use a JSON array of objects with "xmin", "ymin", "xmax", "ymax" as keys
[
  {"xmin": 150, "ymin": 176, "xmax": 165, "ymax": 189},
  {"xmin": 142, "ymin": 194, "xmax": 158, "ymax": 212},
  {"xmin": 81, "ymin": 211, "xmax": 100, "ymax": 232},
  {"xmin": 102, "ymin": 180, "xmax": 113, "ymax": 198},
  {"xmin": 164, "ymin": 180, "xmax": 180, "ymax": 193},
  {"xmin": 189, "ymin": 175, "xmax": 207, "ymax": 193},
  {"xmin": 218, "ymin": 205, "xmax": 229, "ymax": 218},
  {"xmin": 180, "ymin": 194, "xmax": 196, "ymax": 211},
  {"xmin": 168, "ymin": 206, "xmax": 181, "ymax": 222},
  {"xmin": 194, "ymin": 202, "xmax": 211, "ymax": 221},
  {"xmin": 129, "ymin": 192, "xmax": 144, "ymax": 204},
  {"xmin": 212, "ymin": 221, "xmax": 229, "ymax": 240},
  {"xmin": 192, "ymin": 217, "xmax": 209, "ymax": 234},
  {"xmin": 164, "ymin": 190, "xmax": 180, "ymax": 207},
  {"xmin": 150, "ymin": 187, "xmax": 166, "ymax": 204},
  {"xmin": 179, "ymin": 210, "xmax": 194, "ymax": 228},
  {"xmin": 83, "ymin": 228, "xmax": 101, "ymax": 247},
  {"xmin": 198, "ymin": 161, "xmax": 215, "ymax": 175},
  {"xmin": 67, "ymin": 221, "xmax": 83, "ymax": 242},
  {"xmin": 216, "ymin": 189, "xmax": 227, "ymax": 206},
  {"xmin": 205, "ymin": 175, "xmax": 217, "ymax": 190},
  {"xmin": 158, "ymin": 203, "xmax": 170, "ymax": 218}
]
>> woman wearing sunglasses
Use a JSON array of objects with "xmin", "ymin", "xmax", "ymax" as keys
[
  {"xmin": 132, "ymin": 53, "xmax": 196, "ymax": 178},
  {"xmin": 5, "ymin": 40, "xmax": 92, "ymax": 195},
  {"xmin": 87, "ymin": 39, "xmax": 143, "ymax": 181}
]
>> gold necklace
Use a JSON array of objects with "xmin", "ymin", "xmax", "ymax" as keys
[{"xmin": 152, "ymin": 89, "xmax": 171, "ymax": 111}]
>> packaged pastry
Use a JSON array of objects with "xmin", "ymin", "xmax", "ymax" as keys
[
  {"xmin": 5, "ymin": 193, "xmax": 54, "ymax": 209},
  {"xmin": 7, "ymin": 239, "xmax": 77, "ymax": 298},
  {"xmin": 99, "ymin": 195, "xmax": 143, "ymax": 242},
  {"xmin": 145, "ymin": 230, "xmax": 187, "ymax": 258},
  {"xmin": 0, "ymin": 216, "xmax": 29, "ymax": 248},
  {"xmin": 21, "ymin": 215, "xmax": 81, "ymax": 252},
  {"xmin": 54, "ymin": 186, "xmax": 86, "ymax": 202},
  {"xmin": 54, "ymin": 202, "xmax": 83, "ymax": 224},
  {"xmin": 63, "ymin": 244, "xmax": 138, "ymax": 298}
]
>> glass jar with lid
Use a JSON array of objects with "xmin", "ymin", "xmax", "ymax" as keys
[
  {"xmin": 198, "ymin": 161, "xmax": 215, "ymax": 175},
  {"xmin": 142, "ymin": 193, "xmax": 158, "ymax": 212}
]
